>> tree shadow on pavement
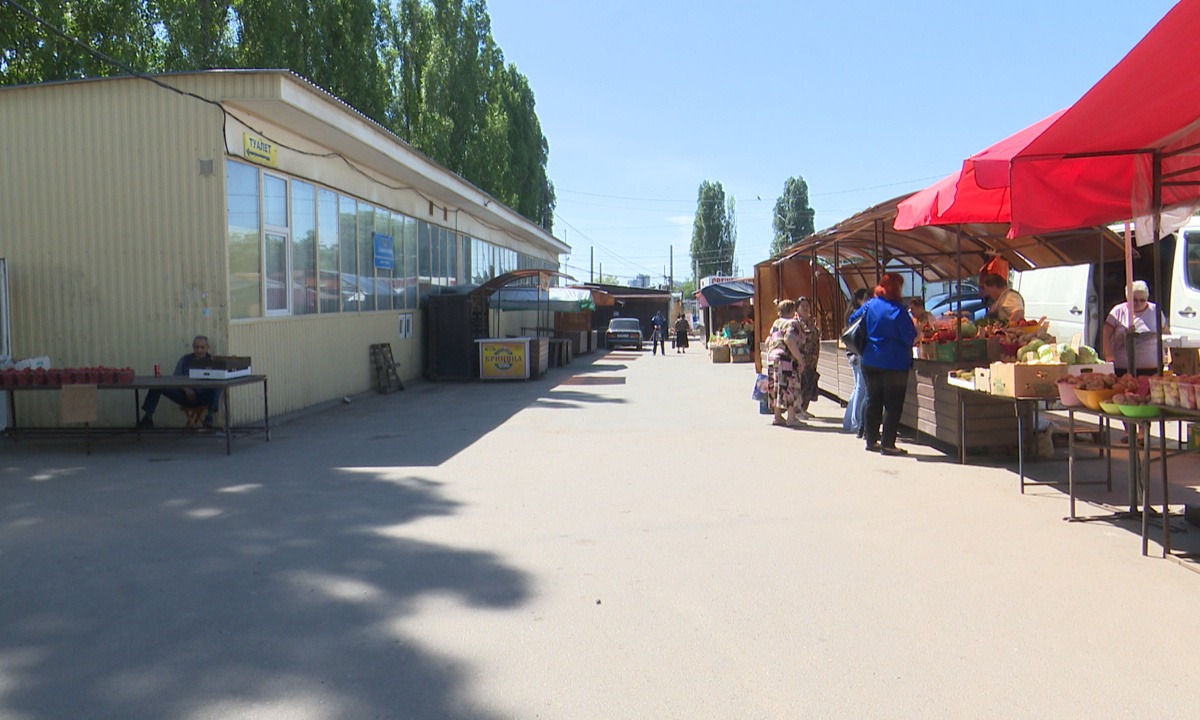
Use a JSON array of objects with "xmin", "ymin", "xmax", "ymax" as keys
[
  {"xmin": 0, "ymin": 351, "xmax": 652, "ymax": 718},
  {"xmin": 0, "ymin": 450, "xmax": 529, "ymax": 720}
]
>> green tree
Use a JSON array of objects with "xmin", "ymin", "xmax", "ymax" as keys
[
  {"xmin": 156, "ymin": 0, "xmax": 236, "ymax": 70},
  {"xmin": 233, "ymin": 0, "xmax": 392, "ymax": 123},
  {"xmin": 0, "ymin": 0, "xmax": 556, "ymax": 231},
  {"xmin": 0, "ymin": 0, "xmax": 160, "ymax": 83},
  {"xmin": 691, "ymin": 181, "xmax": 736, "ymax": 278},
  {"xmin": 771, "ymin": 176, "xmax": 816, "ymax": 256}
]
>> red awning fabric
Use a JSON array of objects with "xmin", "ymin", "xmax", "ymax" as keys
[
  {"xmin": 894, "ymin": 110, "xmax": 1065, "ymax": 231},
  {"xmin": 1004, "ymin": 0, "xmax": 1200, "ymax": 237}
]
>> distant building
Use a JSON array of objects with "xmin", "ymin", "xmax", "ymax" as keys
[{"xmin": 630, "ymin": 274, "xmax": 652, "ymax": 288}]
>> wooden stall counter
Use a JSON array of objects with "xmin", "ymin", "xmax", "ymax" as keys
[{"xmin": 817, "ymin": 340, "xmax": 1025, "ymax": 457}]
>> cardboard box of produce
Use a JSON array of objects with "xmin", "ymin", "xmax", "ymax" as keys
[
  {"xmin": 919, "ymin": 338, "xmax": 987, "ymax": 363},
  {"xmin": 974, "ymin": 366, "xmax": 991, "ymax": 392},
  {"xmin": 989, "ymin": 361, "xmax": 1067, "ymax": 398}
]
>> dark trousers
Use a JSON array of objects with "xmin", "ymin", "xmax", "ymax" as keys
[
  {"xmin": 142, "ymin": 388, "xmax": 219, "ymax": 414},
  {"xmin": 652, "ymin": 329, "xmax": 666, "ymax": 355},
  {"xmin": 863, "ymin": 365, "xmax": 910, "ymax": 448}
]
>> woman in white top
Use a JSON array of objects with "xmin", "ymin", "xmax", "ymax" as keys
[{"xmin": 1103, "ymin": 280, "xmax": 1169, "ymax": 376}]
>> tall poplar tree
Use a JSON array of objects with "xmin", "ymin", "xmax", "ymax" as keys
[
  {"xmin": 0, "ymin": 0, "xmax": 556, "ymax": 231},
  {"xmin": 691, "ymin": 181, "xmax": 737, "ymax": 278},
  {"xmin": 770, "ymin": 176, "xmax": 816, "ymax": 256}
]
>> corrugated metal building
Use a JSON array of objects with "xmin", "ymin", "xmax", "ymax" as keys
[{"xmin": 0, "ymin": 70, "xmax": 568, "ymax": 425}]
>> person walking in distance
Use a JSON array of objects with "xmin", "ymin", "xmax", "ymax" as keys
[
  {"xmin": 673, "ymin": 314, "xmax": 691, "ymax": 353},
  {"xmin": 651, "ymin": 311, "xmax": 668, "ymax": 355}
]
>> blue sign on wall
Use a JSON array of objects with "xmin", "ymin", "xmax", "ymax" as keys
[{"xmin": 373, "ymin": 233, "xmax": 395, "ymax": 270}]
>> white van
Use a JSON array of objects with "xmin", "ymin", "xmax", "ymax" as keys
[
  {"xmin": 1013, "ymin": 221, "xmax": 1200, "ymax": 349},
  {"xmin": 1012, "ymin": 264, "xmax": 1098, "ymax": 346}
]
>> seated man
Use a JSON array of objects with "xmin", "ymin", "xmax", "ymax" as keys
[{"xmin": 138, "ymin": 335, "xmax": 220, "ymax": 428}]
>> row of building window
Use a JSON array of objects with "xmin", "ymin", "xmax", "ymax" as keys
[{"xmin": 226, "ymin": 159, "xmax": 554, "ymax": 319}]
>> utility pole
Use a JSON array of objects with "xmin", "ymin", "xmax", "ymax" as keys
[{"xmin": 590, "ymin": 247, "xmax": 594, "ymax": 283}]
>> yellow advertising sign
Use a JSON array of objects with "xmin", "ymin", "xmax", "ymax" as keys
[
  {"xmin": 479, "ymin": 340, "xmax": 528, "ymax": 379},
  {"xmin": 243, "ymin": 134, "xmax": 278, "ymax": 167}
]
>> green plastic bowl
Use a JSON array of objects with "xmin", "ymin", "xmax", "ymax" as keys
[
  {"xmin": 1117, "ymin": 404, "xmax": 1160, "ymax": 418},
  {"xmin": 1098, "ymin": 401, "xmax": 1121, "ymax": 415}
]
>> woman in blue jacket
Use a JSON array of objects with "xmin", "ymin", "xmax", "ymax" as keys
[{"xmin": 848, "ymin": 273, "xmax": 918, "ymax": 455}]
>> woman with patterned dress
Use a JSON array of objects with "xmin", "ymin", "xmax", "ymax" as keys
[
  {"xmin": 795, "ymin": 297, "xmax": 821, "ymax": 419},
  {"xmin": 766, "ymin": 299, "xmax": 805, "ymax": 427}
]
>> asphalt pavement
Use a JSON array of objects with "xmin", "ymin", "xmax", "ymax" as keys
[{"xmin": 3, "ymin": 340, "xmax": 1200, "ymax": 719}]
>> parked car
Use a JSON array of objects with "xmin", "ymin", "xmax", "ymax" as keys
[
  {"xmin": 925, "ymin": 291, "xmax": 988, "ymax": 321},
  {"xmin": 605, "ymin": 317, "xmax": 644, "ymax": 350}
]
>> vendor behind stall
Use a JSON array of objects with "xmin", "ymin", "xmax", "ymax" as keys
[{"xmin": 981, "ymin": 273, "xmax": 1025, "ymax": 324}]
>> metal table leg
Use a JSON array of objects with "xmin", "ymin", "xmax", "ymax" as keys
[
  {"xmin": 263, "ymin": 377, "xmax": 270, "ymax": 441},
  {"xmin": 1017, "ymin": 400, "xmax": 1026, "ymax": 492},
  {"xmin": 223, "ymin": 387, "xmax": 232, "ymax": 456},
  {"xmin": 1068, "ymin": 409, "xmax": 1077, "ymax": 519},
  {"xmin": 1141, "ymin": 419, "xmax": 1151, "ymax": 556}
]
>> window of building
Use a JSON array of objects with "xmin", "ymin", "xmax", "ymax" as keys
[
  {"xmin": 263, "ymin": 174, "xmax": 290, "ymax": 315},
  {"xmin": 318, "ymin": 188, "xmax": 340, "ymax": 313},
  {"xmin": 402, "ymin": 215, "xmax": 418, "ymax": 309},
  {"xmin": 357, "ymin": 204, "xmax": 377, "ymax": 311},
  {"xmin": 292, "ymin": 181, "xmax": 317, "ymax": 316},
  {"xmin": 339, "ymin": 195, "xmax": 359, "ymax": 312},
  {"xmin": 227, "ymin": 160, "xmax": 261, "ymax": 318},
  {"xmin": 226, "ymin": 160, "xmax": 539, "ymax": 318}
]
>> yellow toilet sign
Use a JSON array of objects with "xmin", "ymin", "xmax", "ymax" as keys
[{"xmin": 243, "ymin": 134, "xmax": 278, "ymax": 167}]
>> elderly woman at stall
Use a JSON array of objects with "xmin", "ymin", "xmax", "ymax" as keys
[
  {"xmin": 1103, "ymin": 279, "xmax": 1170, "ymax": 375},
  {"xmin": 766, "ymin": 299, "xmax": 806, "ymax": 427},
  {"xmin": 795, "ymin": 296, "xmax": 821, "ymax": 420},
  {"xmin": 848, "ymin": 273, "xmax": 919, "ymax": 456}
]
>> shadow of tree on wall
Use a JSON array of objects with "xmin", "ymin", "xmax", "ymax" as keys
[{"xmin": 0, "ymin": 459, "xmax": 529, "ymax": 720}]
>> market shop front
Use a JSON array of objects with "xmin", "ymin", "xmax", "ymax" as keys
[{"xmin": 0, "ymin": 70, "xmax": 567, "ymax": 427}]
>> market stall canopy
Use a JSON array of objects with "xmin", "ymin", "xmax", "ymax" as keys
[
  {"xmin": 490, "ymin": 286, "xmax": 596, "ymax": 312},
  {"xmin": 469, "ymin": 269, "xmax": 575, "ymax": 299},
  {"xmin": 999, "ymin": 0, "xmax": 1200, "ymax": 238},
  {"xmin": 696, "ymin": 279, "xmax": 754, "ymax": 308},
  {"xmin": 768, "ymin": 195, "xmax": 1125, "ymax": 296},
  {"xmin": 894, "ymin": 111, "xmax": 1066, "ymax": 230}
]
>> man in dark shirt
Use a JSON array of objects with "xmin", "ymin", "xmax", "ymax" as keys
[
  {"xmin": 138, "ymin": 335, "xmax": 220, "ymax": 428},
  {"xmin": 650, "ymin": 312, "xmax": 668, "ymax": 355}
]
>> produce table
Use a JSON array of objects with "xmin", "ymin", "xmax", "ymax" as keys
[
  {"xmin": 943, "ymin": 380, "xmax": 1114, "ymax": 495},
  {"xmin": 2, "ymin": 375, "xmax": 270, "ymax": 455}
]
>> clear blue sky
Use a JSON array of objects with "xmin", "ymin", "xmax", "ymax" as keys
[{"xmin": 487, "ymin": 0, "xmax": 1179, "ymax": 285}]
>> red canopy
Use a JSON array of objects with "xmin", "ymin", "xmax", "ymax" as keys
[
  {"xmin": 894, "ymin": 111, "xmax": 1064, "ymax": 230},
  {"xmin": 1003, "ymin": 0, "xmax": 1200, "ymax": 237}
]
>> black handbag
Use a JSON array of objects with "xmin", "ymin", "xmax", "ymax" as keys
[{"xmin": 841, "ymin": 310, "xmax": 869, "ymax": 356}]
